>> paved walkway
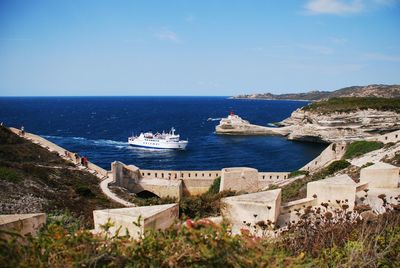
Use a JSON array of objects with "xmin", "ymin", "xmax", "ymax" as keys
[{"xmin": 10, "ymin": 127, "xmax": 135, "ymax": 207}]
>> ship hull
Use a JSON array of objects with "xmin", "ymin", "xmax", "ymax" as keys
[{"xmin": 128, "ymin": 140, "xmax": 188, "ymax": 150}]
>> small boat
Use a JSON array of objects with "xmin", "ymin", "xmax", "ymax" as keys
[{"xmin": 128, "ymin": 127, "xmax": 188, "ymax": 150}]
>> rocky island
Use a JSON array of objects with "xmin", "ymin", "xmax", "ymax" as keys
[{"xmin": 215, "ymin": 112, "xmax": 290, "ymax": 136}]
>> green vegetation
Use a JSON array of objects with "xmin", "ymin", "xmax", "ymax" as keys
[
  {"xmin": 281, "ymin": 160, "xmax": 350, "ymax": 202},
  {"xmin": 206, "ymin": 176, "xmax": 221, "ymax": 194},
  {"xmin": 303, "ymin": 97, "xmax": 400, "ymax": 114},
  {"xmin": 343, "ymin": 141, "xmax": 384, "ymax": 159},
  {"xmin": 1, "ymin": 208, "xmax": 399, "ymax": 267},
  {"xmin": 129, "ymin": 196, "xmax": 177, "ymax": 207},
  {"xmin": 384, "ymin": 142, "xmax": 396, "ymax": 149},
  {"xmin": 0, "ymin": 166, "xmax": 23, "ymax": 183},
  {"xmin": 179, "ymin": 190, "xmax": 235, "ymax": 219},
  {"xmin": 125, "ymin": 178, "xmax": 233, "ymax": 219},
  {"xmin": 288, "ymin": 170, "xmax": 309, "ymax": 178},
  {"xmin": 73, "ymin": 183, "xmax": 95, "ymax": 198},
  {"xmin": 361, "ymin": 162, "xmax": 374, "ymax": 169}
]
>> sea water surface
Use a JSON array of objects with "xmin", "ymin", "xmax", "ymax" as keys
[{"xmin": 0, "ymin": 97, "xmax": 326, "ymax": 171}]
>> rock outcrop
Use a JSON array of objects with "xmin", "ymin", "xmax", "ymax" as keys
[
  {"xmin": 279, "ymin": 109, "xmax": 400, "ymax": 143},
  {"xmin": 215, "ymin": 113, "xmax": 290, "ymax": 136},
  {"xmin": 216, "ymin": 107, "xmax": 400, "ymax": 143}
]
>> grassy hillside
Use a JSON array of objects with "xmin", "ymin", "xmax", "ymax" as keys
[
  {"xmin": 302, "ymin": 97, "xmax": 400, "ymax": 114},
  {"xmin": 0, "ymin": 126, "xmax": 120, "ymax": 227}
]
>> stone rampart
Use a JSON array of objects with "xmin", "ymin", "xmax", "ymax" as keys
[
  {"xmin": 280, "ymin": 197, "xmax": 317, "ymax": 214},
  {"xmin": 112, "ymin": 162, "xmax": 182, "ymax": 199},
  {"xmin": 140, "ymin": 169, "xmax": 221, "ymax": 180},
  {"xmin": 366, "ymin": 129, "xmax": 400, "ymax": 144},
  {"xmin": 301, "ymin": 142, "xmax": 347, "ymax": 173},
  {"xmin": 0, "ymin": 213, "xmax": 46, "ymax": 238},
  {"xmin": 93, "ymin": 204, "xmax": 179, "ymax": 238}
]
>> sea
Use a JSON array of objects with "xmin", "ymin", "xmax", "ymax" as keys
[{"xmin": 0, "ymin": 97, "xmax": 327, "ymax": 172}]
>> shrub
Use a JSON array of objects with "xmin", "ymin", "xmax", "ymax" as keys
[
  {"xmin": 289, "ymin": 170, "xmax": 309, "ymax": 178},
  {"xmin": 323, "ymin": 160, "xmax": 351, "ymax": 175},
  {"xmin": 179, "ymin": 190, "xmax": 235, "ymax": 219},
  {"xmin": 343, "ymin": 141, "xmax": 384, "ymax": 159},
  {"xmin": 206, "ymin": 177, "xmax": 221, "ymax": 194},
  {"xmin": 0, "ymin": 166, "xmax": 23, "ymax": 183},
  {"xmin": 361, "ymin": 162, "xmax": 374, "ymax": 169},
  {"xmin": 384, "ymin": 142, "xmax": 396, "ymax": 149},
  {"xmin": 130, "ymin": 196, "xmax": 177, "ymax": 207},
  {"xmin": 74, "ymin": 184, "xmax": 95, "ymax": 198},
  {"xmin": 302, "ymin": 97, "xmax": 400, "ymax": 114},
  {"xmin": 1, "ymin": 209, "xmax": 399, "ymax": 267}
]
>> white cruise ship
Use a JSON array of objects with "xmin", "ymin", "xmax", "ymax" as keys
[{"xmin": 128, "ymin": 127, "xmax": 188, "ymax": 150}]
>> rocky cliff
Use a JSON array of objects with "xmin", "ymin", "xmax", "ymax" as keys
[
  {"xmin": 279, "ymin": 108, "xmax": 400, "ymax": 143},
  {"xmin": 219, "ymin": 98, "xmax": 400, "ymax": 143}
]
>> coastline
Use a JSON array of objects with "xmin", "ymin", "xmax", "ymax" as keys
[{"xmin": 228, "ymin": 97, "xmax": 312, "ymax": 102}]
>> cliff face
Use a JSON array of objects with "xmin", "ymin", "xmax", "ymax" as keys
[{"xmin": 279, "ymin": 109, "xmax": 400, "ymax": 143}]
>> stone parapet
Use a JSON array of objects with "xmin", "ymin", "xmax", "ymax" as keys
[
  {"xmin": 221, "ymin": 189, "xmax": 281, "ymax": 235},
  {"xmin": 360, "ymin": 162, "xmax": 399, "ymax": 189},
  {"xmin": 0, "ymin": 213, "xmax": 46, "ymax": 238},
  {"xmin": 93, "ymin": 204, "xmax": 179, "ymax": 239},
  {"xmin": 307, "ymin": 174, "xmax": 357, "ymax": 210}
]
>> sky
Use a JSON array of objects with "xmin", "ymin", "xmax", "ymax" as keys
[{"xmin": 0, "ymin": 0, "xmax": 399, "ymax": 96}]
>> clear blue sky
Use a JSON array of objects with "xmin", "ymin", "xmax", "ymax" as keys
[{"xmin": 0, "ymin": 0, "xmax": 399, "ymax": 96}]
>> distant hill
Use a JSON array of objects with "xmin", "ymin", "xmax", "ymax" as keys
[{"xmin": 232, "ymin": 84, "xmax": 400, "ymax": 101}]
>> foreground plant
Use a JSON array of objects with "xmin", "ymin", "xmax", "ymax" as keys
[{"xmin": 1, "ymin": 208, "xmax": 399, "ymax": 267}]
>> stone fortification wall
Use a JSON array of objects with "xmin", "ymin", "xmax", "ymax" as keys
[
  {"xmin": 301, "ymin": 142, "xmax": 347, "ymax": 173},
  {"xmin": 112, "ymin": 161, "xmax": 141, "ymax": 189},
  {"xmin": 258, "ymin": 172, "xmax": 290, "ymax": 182},
  {"xmin": 140, "ymin": 169, "xmax": 221, "ymax": 180},
  {"xmin": 139, "ymin": 169, "xmax": 221, "ymax": 196},
  {"xmin": 280, "ymin": 197, "xmax": 317, "ymax": 214},
  {"xmin": 219, "ymin": 168, "xmax": 291, "ymax": 193},
  {"xmin": 222, "ymin": 162, "xmax": 400, "ymax": 235},
  {"xmin": 115, "ymin": 165, "xmax": 291, "ymax": 197},
  {"xmin": 366, "ymin": 129, "xmax": 400, "ymax": 144},
  {"xmin": 112, "ymin": 162, "xmax": 182, "ymax": 199}
]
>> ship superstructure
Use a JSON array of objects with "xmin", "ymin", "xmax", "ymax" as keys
[{"xmin": 128, "ymin": 127, "xmax": 188, "ymax": 150}]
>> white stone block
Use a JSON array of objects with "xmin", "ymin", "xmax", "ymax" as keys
[
  {"xmin": 0, "ymin": 213, "xmax": 46, "ymax": 238},
  {"xmin": 360, "ymin": 162, "xmax": 399, "ymax": 189},
  {"xmin": 221, "ymin": 189, "xmax": 281, "ymax": 235},
  {"xmin": 356, "ymin": 188, "xmax": 400, "ymax": 214},
  {"xmin": 219, "ymin": 167, "xmax": 259, "ymax": 193},
  {"xmin": 93, "ymin": 204, "xmax": 179, "ymax": 238},
  {"xmin": 307, "ymin": 174, "xmax": 356, "ymax": 210}
]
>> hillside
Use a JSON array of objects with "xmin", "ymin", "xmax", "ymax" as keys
[
  {"xmin": 232, "ymin": 84, "xmax": 400, "ymax": 101},
  {"xmin": 302, "ymin": 97, "xmax": 400, "ymax": 114},
  {"xmin": 0, "ymin": 126, "xmax": 120, "ymax": 226}
]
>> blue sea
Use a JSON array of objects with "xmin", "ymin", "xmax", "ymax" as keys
[{"xmin": 0, "ymin": 97, "xmax": 326, "ymax": 171}]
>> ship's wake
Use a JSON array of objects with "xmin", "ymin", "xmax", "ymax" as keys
[{"xmin": 42, "ymin": 135, "xmax": 129, "ymax": 149}]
